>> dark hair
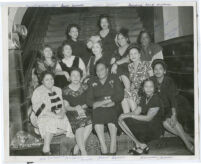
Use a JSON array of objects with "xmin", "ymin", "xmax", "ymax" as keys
[
  {"xmin": 138, "ymin": 78, "xmax": 157, "ymax": 97},
  {"xmin": 66, "ymin": 24, "xmax": 80, "ymax": 39},
  {"xmin": 137, "ymin": 30, "xmax": 152, "ymax": 45},
  {"xmin": 151, "ymin": 59, "xmax": 167, "ymax": 71},
  {"xmin": 61, "ymin": 42, "xmax": 72, "ymax": 58},
  {"xmin": 95, "ymin": 58, "xmax": 109, "ymax": 70},
  {"xmin": 40, "ymin": 44, "xmax": 54, "ymax": 60},
  {"xmin": 127, "ymin": 43, "xmax": 141, "ymax": 53},
  {"xmin": 70, "ymin": 67, "xmax": 83, "ymax": 77},
  {"xmin": 39, "ymin": 71, "xmax": 54, "ymax": 84},
  {"xmin": 98, "ymin": 14, "xmax": 111, "ymax": 29},
  {"xmin": 116, "ymin": 28, "xmax": 130, "ymax": 45}
]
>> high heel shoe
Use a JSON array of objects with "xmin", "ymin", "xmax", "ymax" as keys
[{"xmin": 128, "ymin": 146, "xmax": 149, "ymax": 155}]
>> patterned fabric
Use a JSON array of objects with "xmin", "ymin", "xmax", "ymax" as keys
[
  {"xmin": 31, "ymin": 85, "xmax": 73, "ymax": 138},
  {"xmin": 63, "ymin": 84, "xmax": 92, "ymax": 133},
  {"xmin": 128, "ymin": 61, "xmax": 152, "ymax": 103}
]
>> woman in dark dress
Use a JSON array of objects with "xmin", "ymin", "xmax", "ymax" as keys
[
  {"xmin": 118, "ymin": 79, "xmax": 164, "ymax": 155},
  {"xmin": 137, "ymin": 30, "xmax": 163, "ymax": 63},
  {"xmin": 63, "ymin": 68, "xmax": 92, "ymax": 155},
  {"xmin": 54, "ymin": 42, "xmax": 86, "ymax": 89},
  {"xmin": 110, "ymin": 28, "xmax": 132, "ymax": 113},
  {"xmin": 59, "ymin": 24, "xmax": 90, "ymax": 65},
  {"xmin": 98, "ymin": 14, "xmax": 117, "ymax": 63},
  {"xmin": 32, "ymin": 45, "xmax": 58, "ymax": 89},
  {"xmin": 151, "ymin": 59, "xmax": 194, "ymax": 153},
  {"xmin": 87, "ymin": 60, "xmax": 124, "ymax": 155}
]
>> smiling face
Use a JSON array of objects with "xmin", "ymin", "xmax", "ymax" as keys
[
  {"xmin": 129, "ymin": 48, "xmax": 141, "ymax": 62},
  {"xmin": 140, "ymin": 32, "xmax": 151, "ymax": 47},
  {"xmin": 63, "ymin": 44, "xmax": 72, "ymax": 58},
  {"xmin": 100, "ymin": 17, "xmax": 109, "ymax": 30},
  {"xmin": 117, "ymin": 33, "xmax": 128, "ymax": 47},
  {"xmin": 68, "ymin": 27, "xmax": 79, "ymax": 40},
  {"xmin": 42, "ymin": 74, "xmax": 54, "ymax": 90},
  {"xmin": 153, "ymin": 63, "xmax": 166, "ymax": 78},
  {"xmin": 92, "ymin": 42, "xmax": 102, "ymax": 56},
  {"xmin": 43, "ymin": 47, "xmax": 53, "ymax": 59},
  {"xmin": 144, "ymin": 80, "xmax": 154, "ymax": 96},
  {"xmin": 70, "ymin": 70, "xmax": 81, "ymax": 85},
  {"xmin": 96, "ymin": 63, "xmax": 108, "ymax": 80}
]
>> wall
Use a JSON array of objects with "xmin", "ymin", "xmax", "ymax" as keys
[{"xmin": 154, "ymin": 6, "xmax": 193, "ymax": 42}]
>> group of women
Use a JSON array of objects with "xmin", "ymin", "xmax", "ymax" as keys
[{"xmin": 30, "ymin": 14, "xmax": 194, "ymax": 156}]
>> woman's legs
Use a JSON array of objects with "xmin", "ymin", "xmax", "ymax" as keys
[
  {"xmin": 75, "ymin": 127, "xmax": 87, "ymax": 155},
  {"xmin": 95, "ymin": 124, "xmax": 108, "ymax": 154},
  {"xmin": 118, "ymin": 116, "xmax": 146, "ymax": 149},
  {"xmin": 163, "ymin": 120, "xmax": 194, "ymax": 153},
  {"xmin": 107, "ymin": 123, "xmax": 117, "ymax": 153},
  {"xmin": 74, "ymin": 124, "xmax": 93, "ymax": 154},
  {"xmin": 43, "ymin": 132, "xmax": 54, "ymax": 153},
  {"xmin": 121, "ymin": 99, "xmax": 130, "ymax": 113}
]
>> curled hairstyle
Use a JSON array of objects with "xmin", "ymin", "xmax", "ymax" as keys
[
  {"xmin": 61, "ymin": 42, "xmax": 72, "ymax": 58},
  {"xmin": 65, "ymin": 24, "xmax": 80, "ymax": 39},
  {"xmin": 40, "ymin": 44, "xmax": 55, "ymax": 60},
  {"xmin": 151, "ymin": 59, "xmax": 167, "ymax": 71},
  {"xmin": 116, "ymin": 28, "xmax": 130, "ymax": 46},
  {"xmin": 70, "ymin": 67, "xmax": 83, "ymax": 78},
  {"xmin": 138, "ymin": 78, "xmax": 157, "ymax": 98},
  {"xmin": 39, "ymin": 71, "xmax": 55, "ymax": 84},
  {"xmin": 136, "ymin": 30, "xmax": 152, "ymax": 45},
  {"xmin": 98, "ymin": 14, "xmax": 111, "ymax": 29}
]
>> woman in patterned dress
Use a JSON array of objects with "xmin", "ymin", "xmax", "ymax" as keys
[
  {"xmin": 126, "ymin": 44, "xmax": 153, "ymax": 112},
  {"xmin": 32, "ymin": 45, "xmax": 58, "ymax": 89},
  {"xmin": 54, "ymin": 42, "xmax": 86, "ymax": 89},
  {"xmin": 31, "ymin": 71, "xmax": 73, "ymax": 155},
  {"xmin": 63, "ymin": 68, "xmax": 92, "ymax": 155}
]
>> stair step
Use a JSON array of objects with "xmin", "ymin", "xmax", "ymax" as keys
[
  {"xmin": 46, "ymin": 30, "xmax": 66, "ymax": 37},
  {"xmin": 44, "ymin": 35, "xmax": 66, "ymax": 43}
]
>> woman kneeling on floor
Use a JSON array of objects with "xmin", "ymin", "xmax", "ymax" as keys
[
  {"xmin": 118, "ymin": 78, "xmax": 164, "ymax": 155},
  {"xmin": 31, "ymin": 71, "xmax": 74, "ymax": 155}
]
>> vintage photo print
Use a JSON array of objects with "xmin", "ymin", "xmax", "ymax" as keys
[{"xmin": 2, "ymin": 0, "xmax": 199, "ymax": 162}]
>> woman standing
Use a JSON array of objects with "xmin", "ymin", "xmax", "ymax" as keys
[
  {"xmin": 32, "ymin": 45, "xmax": 58, "ymax": 89},
  {"xmin": 54, "ymin": 43, "xmax": 86, "ymax": 89},
  {"xmin": 118, "ymin": 79, "xmax": 164, "ymax": 155},
  {"xmin": 63, "ymin": 68, "xmax": 92, "ymax": 155},
  {"xmin": 98, "ymin": 14, "xmax": 117, "ymax": 63},
  {"xmin": 151, "ymin": 59, "xmax": 194, "ymax": 153},
  {"xmin": 87, "ymin": 60, "xmax": 124, "ymax": 155},
  {"xmin": 30, "ymin": 71, "xmax": 73, "ymax": 155},
  {"xmin": 137, "ymin": 30, "xmax": 163, "ymax": 62},
  {"xmin": 127, "ymin": 44, "xmax": 153, "ymax": 111}
]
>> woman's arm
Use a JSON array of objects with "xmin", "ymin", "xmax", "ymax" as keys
[
  {"xmin": 93, "ymin": 99, "xmax": 111, "ymax": 109},
  {"xmin": 79, "ymin": 58, "xmax": 87, "ymax": 79},
  {"xmin": 131, "ymin": 107, "xmax": 159, "ymax": 122},
  {"xmin": 116, "ymin": 56, "xmax": 130, "ymax": 65},
  {"xmin": 63, "ymin": 100, "xmax": 77, "ymax": 112}
]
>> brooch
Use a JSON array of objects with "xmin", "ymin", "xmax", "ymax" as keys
[
  {"xmin": 109, "ymin": 80, "xmax": 114, "ymax": 88},
  {"xmin": 92, "ymin": 82, "xmax": 98, "ymax": 87}
]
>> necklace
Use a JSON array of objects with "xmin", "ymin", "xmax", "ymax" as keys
[{"xmin": 145, "ymin": 95, "xmax": 153, "ymax": 104}]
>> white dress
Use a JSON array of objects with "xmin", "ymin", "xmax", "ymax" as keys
[{"xmin": 31, "ymin": 85, "xmax": 73, "ymax": 138}]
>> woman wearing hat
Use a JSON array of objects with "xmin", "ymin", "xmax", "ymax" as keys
[{"xmin": 150, "ymin": 59, "xmax": 194, "ymax": 153}]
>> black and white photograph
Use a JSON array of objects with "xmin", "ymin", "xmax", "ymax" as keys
[{"xmin": 2, "ymin": 0, "xmax": 199, "ymax": 162}]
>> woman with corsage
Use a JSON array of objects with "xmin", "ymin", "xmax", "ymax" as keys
[{"xmin": 87, "ymin": 60, "xmax": 124, "ymax": 155}]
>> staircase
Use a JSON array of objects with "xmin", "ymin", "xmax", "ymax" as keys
[{"xmin": 43, "ymin": 7, "xmax": 144, "ymax": 51}]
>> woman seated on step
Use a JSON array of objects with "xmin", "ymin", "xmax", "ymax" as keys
[
  {"xmin": 30, "ymin": 71, "xmax": 74, "ymax": 155},
  {"xmin": 62, "ymin": 68, "xmax": 92, "ymax": 155},
  {"xmin": 118, "ymin": 78, "xmax": 164, "ymax": 155},
  {"xmin": 54, "ymin": 42, "xmax": 87, "ymax": 89},
  {"xmin": 87, "ymin": 60, "xmax": 124, "ymax": 155},
  {"xmin": 32, "ymin": 45, "xmax": 58, "ymax": 89},
  {"xmin": 150, "ymin": 59, "xmax": 194, "ymax": 154}
]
